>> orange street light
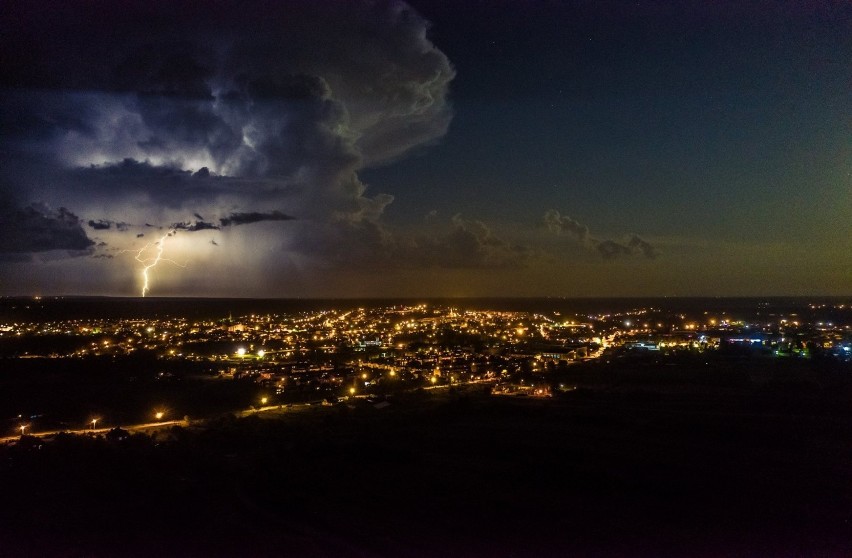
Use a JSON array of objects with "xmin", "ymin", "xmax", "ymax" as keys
[{"xmin": 155, "ymin": 411, "xmax": 164, "ymax": 421}]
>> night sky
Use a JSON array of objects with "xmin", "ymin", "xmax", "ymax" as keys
[{"xmin": 1, "ymin": 0, "xmax": 849, "ymax": 297}]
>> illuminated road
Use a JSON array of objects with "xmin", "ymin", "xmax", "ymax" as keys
[
  {"xmin": 2, "ymin": 378, "xmax": 498, "ymax": 442},
  {"xmin": 0, "ymin": 420, "xmax": 184, "ymax": 444}
]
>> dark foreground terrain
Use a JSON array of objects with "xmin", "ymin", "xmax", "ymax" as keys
[{"xmin": 2, "ymin": 373, "xmax": 851, "ymax": 557}]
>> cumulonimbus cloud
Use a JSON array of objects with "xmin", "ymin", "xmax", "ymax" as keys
[{"xmin": 0, "ymin": 0, "xmax": 455, "ymax": 278}]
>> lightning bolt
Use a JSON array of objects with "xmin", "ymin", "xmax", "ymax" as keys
[{"xmin": 131, "ymin": 232, "xmax": 185, "ymax": 297}]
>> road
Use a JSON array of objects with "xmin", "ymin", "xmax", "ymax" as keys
[
  {"xmin": 2, "ymin": 378, "xmax": 500, "ymax": 443},
  {"xmin": 0, "ymin": 420, "xmax": 184, "ymax": 444}
]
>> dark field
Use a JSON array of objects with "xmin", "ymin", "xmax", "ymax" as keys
[{"xmin": 2, "ymin": 369, "xmax": 851, "ymax": 557}]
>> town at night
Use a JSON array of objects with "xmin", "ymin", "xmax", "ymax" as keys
[{"xmin": 2, "ymin": 297, "xmax": 852, "ymax": 556}]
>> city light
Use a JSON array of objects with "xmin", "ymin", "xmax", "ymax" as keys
[{"xmin": 1, "ymin": 302, "xmax": 849, "ymax": 444}]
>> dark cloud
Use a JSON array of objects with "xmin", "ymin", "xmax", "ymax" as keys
[
  {"xmin": 0, "ymin": 253, "xmax": 35, "ymax": 263},
  {"xmin": 219, "ymin": 211, "xmax": 296, "ymax": 227},
  {"xmin": 300, "ymin": 213, "xmax": 529, "ymax": 272},
  {"xmin": 627, "ymin": 234, "xmax": 659, "ymax": 259},
  {"xmin": 87, "ymin": 218, "xmax": 131, "ymax": 232},
  {"xmin": 596, "ymin": 236, "xmax": 659, "ymax": 260},
  {"xmin": 596, "ymin": 240, "xmax": 634, "ymax": 260},
  {"xmin": 543, "ymin": 209, "xmax": 589, "ymax": 242},
  {"xmin": 87, "ymin": 219, "xmax": 112, "ymax": 230},
  {"xmin": 69, "ymin": 159, "xmax": 229, "ymax": 209},
  {"xmin": 433, "ymin": 215, "xmax": 528, "ymax": 268},
  {"xmin": 400, "ymin": 215, "xmax": 529, "ymax": 269},
  {"xmin": 545, "ymin": 209, "xmax": 658, "ymax": 261},
  {"xmin": 172, "ymin": 220, "xmax": 219, "ymax": 232},
  {"xmin": 0, "ymin": 204, "xmax": 94, "ymax": 254},
  {"xmin": 0, "ymin": 1, "xmax": 453, "ymax": 211}
]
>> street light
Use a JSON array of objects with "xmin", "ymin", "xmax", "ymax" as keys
[
  {"xmin": 260, "ymin": 397, "xmax": 268, "ymax": 406},
  {"xmin": 91, "ymin": 418, "xmax": 98, "ymax": 430},
  {"xmin": 155, "ymin": 411, "xmax": 164, "ymax": 421},
  {"xmin": 349, "ymin": 387, "xmax": 356, "ymax": 395},
  {"xmin": 19, "ymin": 425, "xmax": 27, "ymax": 436}
]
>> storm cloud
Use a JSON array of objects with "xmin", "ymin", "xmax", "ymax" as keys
[
  {"xmin": 88, "ymin": 220, "xmax": 112, "ymax": 231},
  {"xmin": 0, "ymin": 204, "xmax": 94, "ymax": 254},
  {"xmin": 220, "ymin": 211, "xmax": 295, "ymax": 227},
  {"xmin": 0, "ymin": 1, "xmax": 454, "ymax": 203},
  {"xmin": 87, "ymin": 219, "xmax": 131, "ymax": 231},
  {"xmin": 0, "ymin": 0, "xmax": 457, "ymax": 292},
  {"xmin": 172, "ymin": 220, "xmax": 220, "ymax": 232},
  {"xmin": 0, "ymin": 1, "xmax": 662, "ymax": 296}
]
